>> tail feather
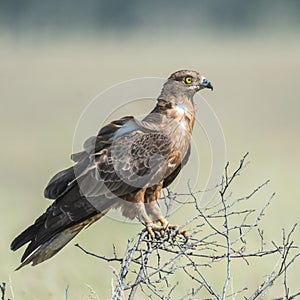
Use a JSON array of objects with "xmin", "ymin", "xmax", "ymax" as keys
[
  {"xmin": 11, "ymin": 183, "xmax": 114, "ymax": 270},
  {"xmin": 15, "ymin": 226, "xmax": 83, "ymax": 270},
  {"xmin": 11, "ymin": 214, "xmax": 47, "ymax": 252},
  {"xmin": 14, "ymin": 211, "xmax": 107, "ymax": 270}
]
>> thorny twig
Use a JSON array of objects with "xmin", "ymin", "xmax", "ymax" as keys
[{"xmin": 76, "ymin": 154, "xmax": 300, "ymax": 299}]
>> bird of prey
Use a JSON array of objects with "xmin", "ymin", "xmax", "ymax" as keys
[{"xmin": 11, "ymin": 70, "xmax": 213, "ymax": 270}]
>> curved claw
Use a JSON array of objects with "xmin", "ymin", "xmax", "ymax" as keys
[
  {"xmin": 146, "ymin": 223, "xmax": 167, "ymax": 238},
  {"xmin": 146, "ymin": 224, "xmax": 156, "ymax": 239}
]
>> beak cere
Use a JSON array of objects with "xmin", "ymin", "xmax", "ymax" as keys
[{"xmin": 200, "ymin": 77, "xmax": 213, "ymax": 90}]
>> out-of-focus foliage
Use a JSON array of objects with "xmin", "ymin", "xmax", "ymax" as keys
[{"xmin": 0, "ymin": 0, "xmax": 299, "ymax": 34}]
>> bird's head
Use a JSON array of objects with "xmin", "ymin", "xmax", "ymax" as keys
[
  {"xmin": 169, "ymin": 70, "xmax": 213, "ymax": 92},
  {"xmin": 159, "ymin": 70, "xmax": 213, "ymax": 101}
]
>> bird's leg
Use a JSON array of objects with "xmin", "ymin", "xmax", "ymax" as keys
[
  {"xmin": 143, "ymin": 185, "xmax": 189, "ymax": 240},
  {"xmin": 145, "ymin": 201, "xmax": 189, "ymax": 240},
  {"xmin": 136, "ymin": 203, "xmax": 161, "ymax": 238},
  {"xmin": 143, "ymin": 185, "xmax": 168, "ymax": 237}
]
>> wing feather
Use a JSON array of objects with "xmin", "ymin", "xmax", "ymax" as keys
[
  {"xmin": 76, "ymin": 130, "xmax": 174, "ymax": 199},
  {"xmin": 44, "ymin": 116, "xmax": 139, "ymax": 199}
]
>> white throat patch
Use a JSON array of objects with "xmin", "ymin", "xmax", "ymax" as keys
[{"xmin": 175, "ymin": 103, "xmax": 187, "ymax": 115}]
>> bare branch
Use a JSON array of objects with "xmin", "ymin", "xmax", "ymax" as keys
[{"xmin": 76, "ymin": 154, "xmax": 300, "ymax": 299}]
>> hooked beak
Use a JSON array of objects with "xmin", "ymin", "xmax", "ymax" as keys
[{"xmin": 200, "ymin": 78, "xmax": 213, "ymax": 91}]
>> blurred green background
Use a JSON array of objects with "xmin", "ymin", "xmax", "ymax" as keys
[{"xmin": 0, "ymin": 1, "xmax": 299, "ymax": 299}]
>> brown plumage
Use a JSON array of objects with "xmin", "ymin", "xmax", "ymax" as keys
[{"xmin": 11, "ymin": 70, "xmax": 213, "ymax": 269}]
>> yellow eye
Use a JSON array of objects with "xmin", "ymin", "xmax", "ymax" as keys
[{"xmin": 184, "ymin": 76, "xmax": 193, "ymax": 84}]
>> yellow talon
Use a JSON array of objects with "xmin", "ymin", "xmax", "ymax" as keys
[
  {"xmin": 146, "ymin": 225, "xmax": 156, "ymax": 238},
  {"xmin": 158, "ymin": 217, "xmax": 169, "ymax": 229}
]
